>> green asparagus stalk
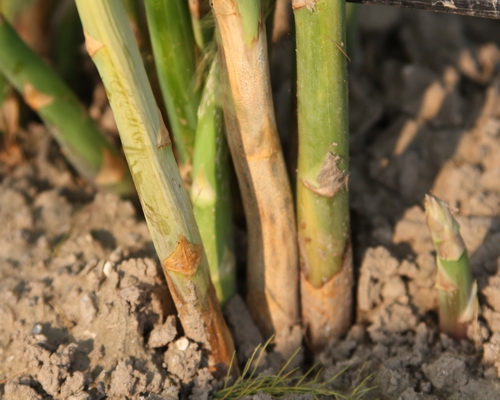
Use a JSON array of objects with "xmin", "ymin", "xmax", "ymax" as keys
[
  {"xmin": 293, "ymin": 0, "xmax": 353, "ymax": 350},
  {"xmin": 122, "ymin": 0, "xmax": 165, "ymax": 119},
  {"xmin": 74, "ymin": 0, "xmax": 235, "ymax": 372},
  {"xmin": 186, "ymin": 2, "xmax": 236, "ymax": 305},
  {"xmin": 0, "ymin": 15, "xmax": 134, "ymax": 196},
  {"xmin": 212, "ymin": 0, "xmax": 300, "ymax": 357},
  {"xmin": 147, "ymin": 0, "xmax": 236, "ymax": 305},
  {"xmin": 424, "ymin": 194, "xmax": 477, "ymax": 339},
  {"xmin": 144, "ymin": 0, "xmax": 200, "ymax": 174},
  {"xmin": 191, "ymin": 58, "xmax": 236, "ymax": 305}
]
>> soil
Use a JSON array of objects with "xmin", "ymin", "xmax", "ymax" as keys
[{"xmin": 1, "ymin": 5, "xmax": 500, "ymax": 400}]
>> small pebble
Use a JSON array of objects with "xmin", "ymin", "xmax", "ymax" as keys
[{"xmin": 176, "ymin": 337, "xmax": 189, "ymax": 351}]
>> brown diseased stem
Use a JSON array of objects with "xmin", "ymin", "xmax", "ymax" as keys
[{"xmin": 212, "ymin": 0, "xmax": 300, "ymax": 358}]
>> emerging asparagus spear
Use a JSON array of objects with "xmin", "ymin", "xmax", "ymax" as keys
[
  {"xmin": 0, "ymin": 15, "xmax": 134, "ymax": 196},
  {"xmin": 212, "ymin": 0, "xmax": 300, "ymax": 357},
  {"xmin": 75, "ymin": 0, "xmax": 234, "ymax": 372},
  {"xmin": 191, "ymin": 58, "xmax": 236, "ymax": 305},
  {"xmin": 293, "ymin": 0, "xmax": 353, "ymax": 349},
  {"xmin": 425, "ymin": 194, "xmax": 477, "ymax": 339}
]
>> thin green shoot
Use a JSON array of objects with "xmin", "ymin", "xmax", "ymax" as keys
[
  {"xmin": 221, "ymin": 336, "xmax": 274, "ymax": 395},
  {"xmin": 215, "ymin": 338, "xmax": 373, "ymax": 399}
]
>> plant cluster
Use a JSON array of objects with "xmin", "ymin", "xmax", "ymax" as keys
[{"xmin": 0, "ymin": 0, "xmax": 477, "ymax": 394}]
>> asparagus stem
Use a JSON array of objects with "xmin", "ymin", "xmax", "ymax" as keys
[
  {"xmin": 425, "ymin": 194, "xmax": 477, "ymax": 339},
  {"xmin": 191, "ymin": 58, "xmax": 236, "ymax": 305},
  {"xmin": 144, "ymin": 0, "xmax": 200, "ymax": 172},
  {"xmin": 212, "ymin": 0, "xmax": 300, "ymax": 357},
  {"xmin": 187, "ymin": 3, "xmax": 236, "ymax": 305},
  {"xmin": 293, "ymin": 0, "xmax": 353, "ymax": 349},
  {"xmin": 0, "ymin": 15, "xmax": 134, "ymax": 196},
  {"xmin": 74, "ymin": 0, "xmax": 235, "ymax": 372}
]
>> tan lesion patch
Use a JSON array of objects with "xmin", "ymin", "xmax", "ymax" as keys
[
  {"xmin": 23, "ymin": 82, "xmax": 53, "ymax": 110},
  {"xmin": 245, "ymin": 116, "xmax": 281, "ymax": 161},
  {"xmin": 84, "ymin": 31, "xmax": 104, "ymax": 57},
  {"xmin": 300, "ymin": 152, "xmax": 348, "ymax": 197},
  {"xmin": 292, "ymin": 0, "xmax": 319, "ymax": 11},
  {"xmin": 162, "ymin": 236, "xmax": 203, "ymax": 276},
  {"xmin": 156, "ymin": 108, "xmax": 171, "ymax": 148}
]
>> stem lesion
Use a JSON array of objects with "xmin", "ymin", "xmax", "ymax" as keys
[
  {"xmin": 213, "ymin": 0, "xmax": 300, "ymax": 357},
  {"xmin": 300, "ymin": 152, "xmax": 348, "ymax": 198}
]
